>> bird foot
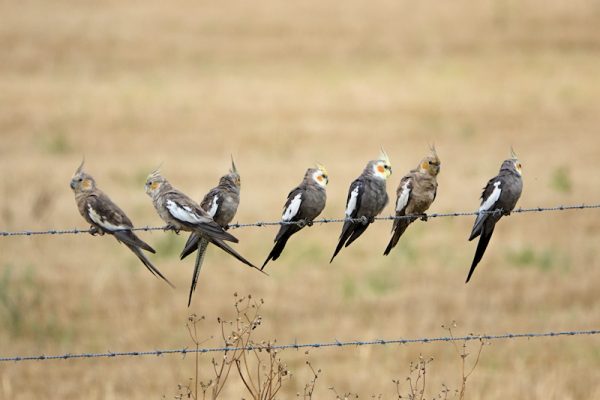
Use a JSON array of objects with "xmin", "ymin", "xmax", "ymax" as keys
[
  {"xmin": 420, "ymin": 213, "xmax": 429, "ymax": 222},
  {"xmin": 89, "ymin": 226, "xmax": 103, "ymax": 236},
  {"xmin": 164, "ymin": 224, "xmax": 180, "ymax": 234},
  {"xmin": 503, "ymin": 210, "xmax": 511, "ymax": 216}
]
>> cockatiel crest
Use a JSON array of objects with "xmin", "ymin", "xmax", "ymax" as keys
[
  {"xmin": 229, "ymin": 156, "xmax": 241, "ymax": 186},
  {"xmin": 419, "ymin": 144, "xmax": 441, "ymax": 176},
  {"xmin": 145, "ymin": 167, "xmax": 165, "ymax": 195},
  {"xmin": 70, "ymin": 158, "xmax": 95, "ymax": 192},
  {"xmin": 510, "ymin": 147, "xmax": 522, "ymax": 176}
]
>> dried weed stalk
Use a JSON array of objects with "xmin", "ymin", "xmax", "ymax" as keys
[{"xmin": 174, "ymin": 293, "xmax": 292, "ymax": 400}]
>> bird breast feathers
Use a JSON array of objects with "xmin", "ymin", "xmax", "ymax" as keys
[{"xmin": 282, "ymin": 193, "xmax": 302, "ymax": 221}]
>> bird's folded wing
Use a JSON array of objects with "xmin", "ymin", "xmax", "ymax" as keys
[
  {"xmin": 166, "ymin": 199, "xmax": 238, "ymax": 242},
  {"xmin": 282, "ymin": 189, "xmax": 303, "ymax": 221},
  {"xmin": 345, "ymin": 180, "xmax": 363, "ymax": 218}
]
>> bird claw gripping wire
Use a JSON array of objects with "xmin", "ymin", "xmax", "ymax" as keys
[
  {"xmin": 420, "ymin": 213, "xmax": 429, "ymax": 222},
  {"xmin": 88, "ymin": 226, "xmax": 104, "ymax": 236},
  {"xmin": 164, "ymin": 224, "xmax": 180, "ymax": 234}
]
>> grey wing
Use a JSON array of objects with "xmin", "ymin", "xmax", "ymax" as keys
[
  {"xmin": 164, "ymin": 196, "xmax": 238, "ymax": 242},
  {"xmin": 200, "ymin": 187, "xmax": 223, "ymax": 216},
  {"xmin": 86, "ymin": 194, "xmax": 155, "ymax": 252},
  {"xmin": 469, "ymin": 176, "xmax": 502, "ymax": 241},
  {"xmin": 345, "ymin": 179, "xmax": 363, "ymax": 218},
  {"xmin": 395, "ymin": 175, "xmax": 414, "ymax": 215}
]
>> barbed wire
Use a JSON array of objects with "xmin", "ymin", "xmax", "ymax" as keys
[
  {"xmin": 0, "ymin": 203, "xmax": 598, "ymax": 237},
  {"xmin": 1, "ymin": 329, "xmax": 598, "ymax": 363}
]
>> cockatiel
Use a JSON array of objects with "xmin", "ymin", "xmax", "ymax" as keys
[
  {"xmin": 70, "ymin": 160, "xmax": 174, "ymax": 288},
  {"xmin": 384, "ymin": 146, "xmax": 440, "ymax": 255},
  {"xmin": 144, "ymin": 169, "xmax": 262, "ymax": 292},
  {"xmin": 179, "ymin": 158, "xmax": 242, "ymax": 306},
  {"xmin": 262, "ymin": 165, "xmax": 328, "ymax": 270},
  {"xmin": 331, "ymin": 149, "xmax": 392, "ymax": 262},
  {"xmin": 466, "ymin": 149, "xmax": 523, "ymax": 283}
]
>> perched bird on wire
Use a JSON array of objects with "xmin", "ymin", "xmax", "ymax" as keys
[
  {"xmin": 384, "ymin": 145, "xmax": 440, "ymax": 255},
  {"xmin": 330, "ymin": 149, "xmax": 392, "ymax": 263},
  {"xmin": 466, "ymin": 149, "xmax": 523, "ymax": 283},
  {"xmin": 144, "ymin": 168, "xmax": 263, "ymax": 288},
  {"xmin": 262, "ymin": 164, "xmax": 328, "ymax": 271},
  {"xmin": 179, "ymin": 157, "xmax": 242, "ymax": 306},
  {"xmin": 69, "ymin": 160, "xmax": 174, "ymax": 288}
]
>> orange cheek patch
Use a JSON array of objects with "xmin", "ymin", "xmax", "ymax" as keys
[
  {"xmin": 377, "ymin": 165, "xmax": 385, "ymax": 173},
  {"xmin": 317, "ymin": 176, "xmax": 323, "ymax": 182}
]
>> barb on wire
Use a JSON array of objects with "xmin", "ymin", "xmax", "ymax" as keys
[
  {"xmin": 0, "ymin": 329, "xmax": 598, "ymax": 363},
  {"xmin": 1, "ymin": 203, "xmax": 599, "ymax": 237}
]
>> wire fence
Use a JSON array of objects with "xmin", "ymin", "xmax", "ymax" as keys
[
  {"xmin": 1, "ymin": 202, "xmax": 599, "ymax": 364},
  {"xmin": 0, "ymin": 202, "xmax": 598, "ymax": 237},
  {"xmin": 1, "ymin": 329, "xmax": 598, "ymax": 363}
]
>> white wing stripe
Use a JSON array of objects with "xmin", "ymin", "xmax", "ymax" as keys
[
  {"xmin": 207, "ymin": 195, "xmax": 219, "ymax": 218},
  {"xmin": 345, "ymin": 186, "xmax": 359, "ymax": 216},
  {"xmin": 396, "ymin": 180, "xmax": 411, "ymax": 212},
  {"xmin": 166, "ymin": 199, "xmax": 204, "ymax": 223},
  {"xmin": 479, "ymin": 181, "xmax": 502, "ymax": 212},
  {"xmin": 282, "ymin": 193, "xmax": 302, "ymax": 221},
  {"xmin": 87, "ymin": 205, "xmax": 128, "ymax": 231}
]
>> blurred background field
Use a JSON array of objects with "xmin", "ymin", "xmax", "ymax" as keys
[{"xmin": 1, "ymin": 0, "xmax": 600, "ymax": 398}]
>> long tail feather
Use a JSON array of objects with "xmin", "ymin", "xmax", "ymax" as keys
[
  {"xmin": 262, "ymin": 231, "xmax": 292, "ymax": 271},
  {"xmin": 465, "ymin": 225, "xmax": 495, "ymax": 283},
  {"xmin": 114, "ymin": 230, "xmax": 156, "ymax": 254},
  {"xmin": 344, "ymin": 223, "xmax": 369, "ymax": 247},
  {"xmin": 188, "ymin": 238, "xmax": 209, "ymax": 306},
  {"xmin": 207, "ymin": 237, "xmax": 267, "ymax": 275},
  {"xmin": 180, "ymin": 232, "xmax": 201, "ymax": 260},
  {"xmin": 383, "ymin": 219, "xmax": 411, "ymax": 256},
  {"xmin": 126, "ymin": 243, "xmax": 175, "ymax": 288},
  {"xmin": 330, "ymin": 221, "xmax": 355, "ymax": 263}
]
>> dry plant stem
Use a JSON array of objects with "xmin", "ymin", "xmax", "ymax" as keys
[{"xmin": 446, "ymin": 325, "xmax": 486, "ymax": 400}]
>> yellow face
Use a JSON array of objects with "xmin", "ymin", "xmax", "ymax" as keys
[
  {"xmin": 374, "ymin": 160, "xmax": 392, "ymax": 179},
  {"xmin": 313, "ymin": 169, "xmax": 329, "ymax": 187},
  {"xmin": 70, "ymin": 173, "xmax": 94, "ymax": 192},
  {"xmin": 144, "ymin": 177, "xmax": 162, "ymax": 195},
  {"xmin": 514, "ymin": 160, "xmax": 522, "ymax": 176},
  {"xmin": 420, "ymin": 156, "xmax": 441, "ymax": 176}
]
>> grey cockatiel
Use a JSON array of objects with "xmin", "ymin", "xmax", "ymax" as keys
[
  {"xmin": 144, "ymin": 168, "xmax": 262, "ymax": 289},
  {"xmin": 466, "ymin": 150, "xmax": 523, "ymax": 283},
  {"xmin": 330, "ymin": 149, "xmax": 392, "ymax": 263},
  {"xmin": 179, "ymin": 158, "xmax": 242, "ymax": 306},
  {"xmin": 384, "ymin": 146, "xmax": 440, "ymax": 255},
  {"xmin": 262, "ymin": 164, "xmax": 328, "ymax": 271},
  {"xmin": 70, "ymin": 161, "xmax": 174, "ymax": 288}
]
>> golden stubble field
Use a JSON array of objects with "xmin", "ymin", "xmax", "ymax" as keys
[{"xmin": 1, "ymin": 0, "xmax": 600, "ymax": 398}]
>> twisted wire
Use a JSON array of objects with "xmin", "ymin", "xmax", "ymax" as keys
[
  {"xmin": 1, "ymin": 329, "xmax": 598, "ymax": 363},
  {"xmin": 0, "ymin": 203, "xmax": 598, "ymax": 237}
]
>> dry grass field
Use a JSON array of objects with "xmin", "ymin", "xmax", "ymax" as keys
[{"xmin": 1, "ymin": 0, "xmax": 600, "ymax": 398}]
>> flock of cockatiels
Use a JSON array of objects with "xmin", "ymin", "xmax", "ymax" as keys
[{"xmin": 69, "ymin": 146, "xmax": 523, "ymax": 306}]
